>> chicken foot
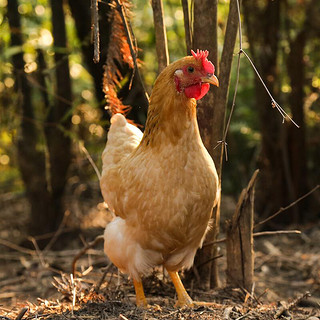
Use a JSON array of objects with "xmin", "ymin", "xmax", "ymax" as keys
[
  {"xmin": 167, "ymin": 270, "xmax": 194, "ymax": 307},
  {"xmin": 133, "ymin": 279, "xmax": 148, "ymax": 307},
  {"xmin": 167, "ymin": 270, "xmax": 217, "ymax": 308}
]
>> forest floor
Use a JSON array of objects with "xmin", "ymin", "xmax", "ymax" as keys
[{"xmin": 0, "ymin": 185, "xmax": 319, "ymax": 320}]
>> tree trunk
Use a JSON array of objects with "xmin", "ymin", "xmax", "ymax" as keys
[
  {"xmin": 7, "ymin": 0, "xmax": 56, "ymax": 236},
  {"xmin": 151, "ymin": 0, "xmax": 169, "ymax": 73},
  {"xmin": 286, "ymin": 30, "xmax": 309, "ymax": 223},
  {"xmin": 42, "ymin": 0, "xmax": 73, "ymax": 233},
  {"xmin": 189, "ymin": 0, "xmax": 239, "ymax": 289},
  {"xmin": 242, "ymin": 0, "xmax": 290, "ymax": 225},
  {"xmin": 226, "ymin": 170, "xmax": 258, "ymax": 291},
  {"xmin": 189, "ymin": 0, "xmax": 218, "ymax": 290}
]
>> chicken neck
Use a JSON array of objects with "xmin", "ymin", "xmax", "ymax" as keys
[{"xmin": 140, "ymin": 83, "xmax": 200, "ymax": 148}]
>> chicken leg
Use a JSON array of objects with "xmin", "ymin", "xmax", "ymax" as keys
[
  {"xmin": 167, "ymin": 270, "xmax": 194, "ymax": 307},
  {"xmin": 133, "ymin": 279, "xmax": 148, "ymax": 307}
]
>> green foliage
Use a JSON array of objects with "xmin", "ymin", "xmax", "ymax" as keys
[{"xmin": 0, "ymin": 0, "xmax": 319, "ymax": 200}]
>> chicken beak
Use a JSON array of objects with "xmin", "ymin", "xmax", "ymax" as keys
[{"xmin": 202, "ymin": 74, "xmax": 219, "ymax": 87}]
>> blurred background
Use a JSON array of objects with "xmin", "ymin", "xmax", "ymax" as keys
[{"xmin": 0, "ymin": 0, "xmax": 319, "ymax": 243}]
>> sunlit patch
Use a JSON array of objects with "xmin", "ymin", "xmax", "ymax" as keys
[
  {"xmin": 70, "ymin": 64, "xmax": 82, "ymax": 79},
  {"xmin": 35, "ymin": 5, "xmax": 45, "ymax": 16},
  {"xmin": 24, "ymin": 61, "xmax": 37, "ymax": 73},
  {"xmin": 72, "ymin": 115, "xmax": 81, "ymax": 125},
  {"xmin": 81, "ymin": 90, "xmax": 93, "ymax": 100},
  {"xmin": 312, "ymin": 76, "xmax": 320, "ymax": 89},
  {"xmin": 18, "ymin": 4, "xmax": 28, "ymax": 14},
  {"xmin": 89, "ymin": 124, "xmax": 104, "ymax": 137},
  {"xmin": 174, "ymin": 9, "xmax": 183, "ymax": 20},
  {"xmin": 4, "ymin": 78, "xmax": 14, "ymax": 88},
  {"xmin": 0, "ymin": 0, "xmax": 7, "ymax": 7},
  {"xmin": 0, "ymin": 154, "xmax": 10, "ymax": 165},
  {"xmin": 39, "ymin": 29, "xmax": 53, "ymax": 47},
  {"xmin": 281, "ymin": 84, "xmax": 291, "ymax": 93}
]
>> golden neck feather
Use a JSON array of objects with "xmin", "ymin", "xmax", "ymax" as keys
[{"xmin": 140, "ymin": 73, "xmax": 198, "ymax": 148}]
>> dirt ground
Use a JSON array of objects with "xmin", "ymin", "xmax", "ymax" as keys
[{"xmin": 0, "ymin": 188, "xmax": 319, "ymax": 320}]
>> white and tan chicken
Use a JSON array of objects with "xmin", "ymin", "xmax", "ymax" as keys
[{"xmin": 100, "ymin": 50, "xmax": 219, "ymax": 307}]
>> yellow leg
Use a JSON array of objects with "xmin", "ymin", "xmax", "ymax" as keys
[
  {"xmin": 167, "ymin": 270, "xmax": 194, "ymax": 307},
  {"xmin": 133, "ymin": 279, "xmax": 148, "ymax": 308}
]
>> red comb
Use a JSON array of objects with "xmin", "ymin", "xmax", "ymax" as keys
[{"xmin": 191, "ymin": 49, "xmax": 215, "ymax": 74}]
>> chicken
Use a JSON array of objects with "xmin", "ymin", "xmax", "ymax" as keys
[{"xmin": 100, "ymin": 49, "xmax": 220, "ymax": 307}]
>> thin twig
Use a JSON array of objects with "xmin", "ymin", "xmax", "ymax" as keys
[
  {"xmin": 196, "ymin": 254, "xmax": 223, "ymax": 268},
  {"xmin": 15, "ymin": 307, "xmax": 28, "ymax": 320},
  {"xmin": 0, "ymin": 239, "xmax": 36, "ymax": 256},
  {"xmin": 203, "ymin": 230, "xmax": 301, "ymax": 247},
  {"xmin": 28, "ymin": 236, "xmax": 48, "ymax": 268},
  {"xmin": 115, "ymin": 0, "xmax": 149, "ymax": 101},
  {"xmin": 72, "ymin": 235, "xmax": 104, "ymax": 276},
  {"xmin": 80, "ymin": 141, "xmax": 101, "ymax": 180},
  {"xmin": 44, "ymin": 210, "xmax": 70, "ymax": 252},
  {"xmin": 240, "ymin": 49, "xmax": 299, "ymax": 128},
  {"xmin": 70, "ymin": 273, "xmax": 76, "ymax": 315},
  {"xmin": 91, "ymin": 0, "xmax": 100, "ymax": 63},
  {"xmin": 254, "ymin": 184, "xmax": 319, "ymax": 228},
  {"xmin": 275, "ymin": 291, "xmax": 311, "ymax": 318},
  {"xmin": 214, "ymin": 0, "xmax": 243, "ymax": 161},
  {"xmin": 95, "ymin": 262, "xmax": 113, "ymax": 293},
  {"xmin": 216, "ymin": 0, "xmax": 299, "ymax": 160}
]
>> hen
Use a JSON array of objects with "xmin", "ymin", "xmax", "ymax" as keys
[{"xmin": 100, "ymin": 50, "xmax": 219, "ymax": 307}]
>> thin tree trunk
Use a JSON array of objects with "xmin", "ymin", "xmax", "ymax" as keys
[
  {"xmin": 209, "ymin": 0, "xmax": 239, "ymax": 288},
  {"xmin": 190, "ymin": 0, "xmax": 218, "ymax": 290},
  {"xmin": 189, "ymin": 0, "xmax": 239, "ymax": 289},
  {"xmin": 243, "ymin": 0, "xmax": 288, "ymax": 224},
  {"xmin": 181, "ymin": 0, "xmax": 192, "ymax": 53},
  {"xmin": 7, "ymin": 0, "xmax": 55, "ymax": 236},
  {"xmin": 151, "ymin": 0, "xmax": 169, "ymax": 73},
  {"xmin": 44, "ymin": 0, "xmax": 73, "ymax": 231},
  {"xmin": 286, "ymin": 30, "xmax": 308, "ymax": 223}
]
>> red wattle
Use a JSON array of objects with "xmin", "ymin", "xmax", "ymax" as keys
[{"xmin": 184, "ymin": 83, "xmax": 210, "ymax": 100}]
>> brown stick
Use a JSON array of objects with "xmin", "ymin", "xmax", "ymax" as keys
[
  {"xmin": 181, "ymin": 0, "xmax": 192, "ymax": 53},
  {"xmin": 151, "ymin": 0, "xmax": 169, "ymax": 73},
  {"xmin": 203, "ymin": 229, "xmax": 301, "ymax": 247},
  {"xmin": 72, "ymin": 235, "xmax": 104, "ymax": 276},
  {"xmin": 91, "ymin": 0, "xmax": 100, "ymax": 63},
  {"xmin": 0, "ymin": 239, "xmax": 36, "ymax": 256},
  {"xmin": 226, "ymin": 170, "xmax": 258, "ymax": 291},
  {"xmin": 115, "ymin": 0, "xmax": 149, "ymax": 101},
  {"xmin": 254, "ymin": 184, "xmax": 320, "ymax": 228}
]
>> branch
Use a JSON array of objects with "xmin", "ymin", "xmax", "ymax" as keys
[
  {"xmin": 181, "ymin": 0, "xmax": 192, "ymax": 53},
  {"xmin": 115, "ymin": 0, "xmax": 149, "ymax": 101},
  {"xmin": 151, "ymin": 0, "xmax": 169, "ymax": 73},
  {"xmin": 216, "ymin": 0, "xmax": 299, "ymax": 164},
  {"xmin": 72, "ymin": 235, "xmax": 104, "ymax": 276},
  {"xmin": 254, "ymin": 184, "xmax": 320, "ymax": 228},
  {"xmin": 212, "ymin": 0, "xmax": 239, "ymax": 165},
  {"xmin": 91, "ymin": 0, "xmax": 100, "ymax": 63},
  {"xmin": 203, "ymin": 230, "xmax": 301, "ymax": 247}
]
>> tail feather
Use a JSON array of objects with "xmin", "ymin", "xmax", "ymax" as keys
[
  {"xmin": 103, "ymin": 0, "xmax": 135, "ymax": 117},
  {"xmin": 101, "ymin": 114, "xmax": 143, "ymax": 176}
]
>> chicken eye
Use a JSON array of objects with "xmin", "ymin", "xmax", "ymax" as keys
[{"xmin": 187, "ymin": 66, "xmax": 194, "ymax": 73}]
